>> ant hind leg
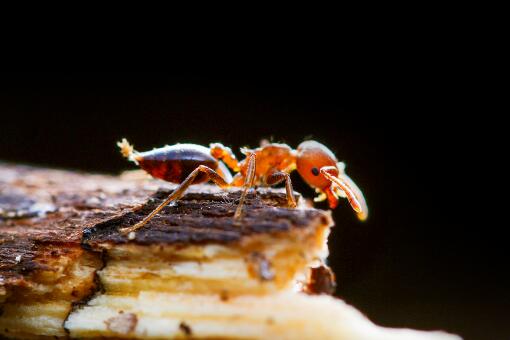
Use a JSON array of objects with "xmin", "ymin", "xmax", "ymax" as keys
[{"xmin": 119, "ymin": 165, "xmax": 230, "ymax": 235}]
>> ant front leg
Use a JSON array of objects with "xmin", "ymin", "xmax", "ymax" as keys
[
  {"xmin": 265, "ymin": 171, "xmax": 297, "ymax": 208},
  {"xmin": 234, "ymin": 153, "xmax": 256, "ymax": 219},
  {"xmin": 119, "ymin": 165, "xmax": 230, "ymax": 235}
]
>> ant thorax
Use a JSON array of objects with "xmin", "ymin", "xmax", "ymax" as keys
[{"xmin": 239, "ymin": 144, "xmax": 297, "ymax": 183}]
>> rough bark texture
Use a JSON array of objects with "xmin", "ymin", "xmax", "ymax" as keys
[
  {"xmin": 0, "ymin": 162, "xmax": 329, "ymax": 294},
  {"xmin": 0, "ymin": 163, "xmax": 150, "ymax": 291}
]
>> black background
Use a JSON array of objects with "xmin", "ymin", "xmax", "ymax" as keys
[{"xmin": 0, "ymin": 72, "xmax": 505, "ymax": 339}]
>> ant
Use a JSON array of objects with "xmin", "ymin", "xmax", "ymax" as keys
[{"xmin": 117, "ymin": 139, "xmax": 367, "ymax": 235}]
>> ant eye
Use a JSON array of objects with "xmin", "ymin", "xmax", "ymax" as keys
[{"xmin": 311, "ymin": 167, "xmax": 319, "ymax": 176}]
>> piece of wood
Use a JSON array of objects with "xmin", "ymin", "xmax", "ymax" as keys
[
  {"xmin": 0, "ymin": 163, "xmax": 461, "ymax": 340},
  {"xmin": 0, "ymin": 162, "xmax": 328, "ymax": 294}
]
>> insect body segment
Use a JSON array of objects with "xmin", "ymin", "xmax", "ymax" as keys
[
  {"xmin": 117, "ymin": 138, "xmax": 367, "ymax": 235},
  {"xmin": 136, "ymin": 144, "xmax": 218, "ymax": 184},
  {"xmin": 296, "ymin": 141, "xmax": 367, "ymax": 221}
]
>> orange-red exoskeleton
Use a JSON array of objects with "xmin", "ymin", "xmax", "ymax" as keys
[{"xmin": 117, "ymin": 139, "xmax": 367, "ymax": 235}]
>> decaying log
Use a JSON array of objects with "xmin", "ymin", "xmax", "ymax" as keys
[
  {"xmin": 0, "ymin": 162, "xmax": 328, "ymax": 295},
  {"xmin": 0, "ymin": 163, "xmax": 460, "ymax": 340},
  {"xmin": 0, "ymin": 163, "xmax": 148, "ymax": 293}
]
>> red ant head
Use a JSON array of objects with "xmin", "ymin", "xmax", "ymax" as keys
[
  {"xmin": 296, "ymin": 140, "xmax": 338, "ymax": 190},
  {"xmin": 297, "ymin": 140, "xmax": 367, "ymax": 220}
]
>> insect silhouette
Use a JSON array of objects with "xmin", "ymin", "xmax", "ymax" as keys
[{"xmin": 117, "ymin": 139, "xmax": 367, "ymax": 235}]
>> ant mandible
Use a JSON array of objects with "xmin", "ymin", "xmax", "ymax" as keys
[{"xmin": 117, "ymin": 138, "xmax": 367, "ymax": 235}]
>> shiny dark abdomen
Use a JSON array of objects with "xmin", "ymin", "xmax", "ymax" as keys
[{"xmin": 137, "ymin": 144, "xmax": 218, "ymax": 184}]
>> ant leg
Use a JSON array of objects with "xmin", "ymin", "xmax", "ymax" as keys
[
  {"xmin": 234, "ymin": 153, "xmax": 256, "ymax": 219},
  {"xmin": 265, "ymin": 172, "xmax": 297, "ymax": 208},
  {"xmin": 210, "ymin": 143, "xmax": 240, "ymax": 172},
  {"xmin": 119, "ymin": 165, "xmax": 230, "ymax": 235},
  {"xmin": 320, "ymin": 166, "xmax": 366, "ymax": 219}
]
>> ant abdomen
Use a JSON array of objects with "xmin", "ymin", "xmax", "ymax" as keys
[{"xmin": 136, "ymin": 144, "xmax": 218, "ymax": 184}]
